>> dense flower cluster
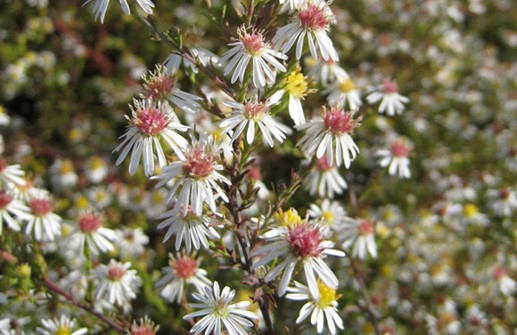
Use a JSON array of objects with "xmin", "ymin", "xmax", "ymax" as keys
[{"xmin": 1, "ymin": 0, "xmax": 516, "ymax": 334}]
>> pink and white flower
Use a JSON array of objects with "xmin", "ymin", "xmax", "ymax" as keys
[
  {"xmin": 273, "ymin": 1, "xmax": 339, "ymax": 62},
  {"xmin": 340, "ymin": 217, "xmax": 377, "ymax": 260},
  {"xmin": 296, "ymin": 106, "xmax": 361, "ymax": 168},
  {"xmin": 113, "ymin": 98, "xmax": 189, "ymax": 176},
  {"xmin": 68, "ymin": 209, "xmax": 117, "ymax": 256},
  {"xmin": 253, "ymin": 218, "xmax": 345, "ymax": 299},
  {"xmin": 218, "ymin": 27, "xmax": 287, "ymax": 88},
  {"xmin": 366, "ymin": 78, "xmax": 409, "ymax": 116},
  {"xmin": 0, "ymin": 189, "xmax": 31, "ymax": 235},
  {"xmin": 154, "ymin": 135, "xmax": 230, "ymax": 216},
  {"xmin": 220, "ymin": 92, "xmax": 291, "ymax": 147},
  {"xmin": 377, "ymin": 138, "xmax": 412, "ymax": 179},
  {"xmin": 156, "ymin": 253, "xmax": 211, "ymax": 303},
  {"xmin": 303, "ymin": 155, "xmax": 348, "ymax": 199},
  {"xmin": 25, "ymin": 189, "xmax": 62, "ymax": 242}
]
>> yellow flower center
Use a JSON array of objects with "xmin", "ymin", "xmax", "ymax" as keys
[
  {"xmin": 74, "ymin": 195, "xmax": 90, "ymax": 210},
  {"xmin": 89, "ymin": 156, "xmax": 104, "ymax": 170},
  {"xmin": 339, "ymin": 78, "xmax": 355, "ymax": 93},
  {"xmin": 322, "ymin": 210, "xmax": 334, "ymax": 223},
  {"xmin": 151, "ymin": 190, "xmax": 165, "ymax": 205},
  {"xmin": 60, "ymin": 160, "xmax": 74, "ymax": 174},
  {"xmin": 275, "ymin": 208, "xmax": 303, "ymax": 227},
  {"xmin": 285, "ymin": 71, "xmax": 308, "ymax": 98},
  {"xmin": 55, "ymin": 326, "xmax": 71, "ymax": 335},
  {"xmin": 463, "ymin": 203, "xmax": 478, "ymax": 218},
  {"xmin": 316, "ymin": 281, "xmax": 336, "ymax": 309}
]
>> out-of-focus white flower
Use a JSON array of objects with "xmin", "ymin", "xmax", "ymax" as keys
[
  {"xmin": 488, "ymin": 187, "xmax": 517, "ymax": 217},
  {"xmin": 183, "ymin": 281, "xmax": 257, "ymax": 335},
  {"xmin": 68, "ymin": 209, "xmax": 116, "ymax": 256},
  {"xmin": 114, "ymin": 227, "xmax": 149, "ymax": 259},
  {"xmin": 218, "ymin": 27, "xmax": 287, "ymax": 88},
  {"xmin": 493, "ymin": 266, "xmax": 516, "ymax": 296},
  {"xmin": 273, "ymin": 1, "xmax": 339, "ymax": 62},
  {"xmin": 340, "ymin": 217, "xmax": 377, "ymax": 259},
  {"xmin": 36, "ymin": 315, "xmax": 87, "ymax": 335},
  {"xmin": 154, "ymin": 135, "xmax": 230, "ymax": 216},
  {"xmin": 253, "ymin": 213, "xmax": 344, "ymax": 299},
  {"xmin": 156, "ymin": 253, "xmax": 210, "ymax": 303},
  {"xmin": 164, "ymin": 47, "xmax": 218, "ymax": 74},
  {"xmin": 157, "ymin": 208, "xmax": 220, "ymax": 252},
  {"xmin": 0, "ymin": 158, "xmax": 26, "ymax": 188},
  {"xmin": 324, "ymin": 77, "xmax": 362, "ymax": 110},
  {"xmin": 93, "ymin": 259, "xmax": 141, "ymax": 313},
  {"xmin": 49, "ymin": 159, "xmax": 78, "ymax": 191},
  {"xmin": 296, "ymin": 106, "xmax": 361, "ymax": 168},
  {"xmin": 306, "ymin": 58, "xmax": 348, "ymax": 85},
  {"xmin": 0, "ymin": 189, "xmax": 31, "ymax": 235},
  {"xmin": 366, "ymin": 78, "xmax": 409, "ymax": 116},
  {"xmin": 286, "ymin": 281, "xmax": 344, "ymax": 334},
  {"xmin": 25, "ymin": 189, "xmax": 62, "ymax": 242},
  {"xmin": 83, "ymin": 0, "xmax": 154, "ymax": 23},
  {"xmin": 377, "ymin": 138, "xmax": 412, "ymax": 179},
  {"xmin": 84, "ymin": 156, "xmax": 108, "ymax": 184},
  {"xmin": 307, "ymin": 199, "xmax": 346, "ymax": 234},
  {"xmin": 220, "ymin": 92, "xmax": 291, "ymax": 147},
  {"xmin": 303, "ymin": 155, "xmax": 348, "ymax": 199},
  {"xmin": 142, "ymin": 64, "xmax": 202, "ymax": 114},
  {"xmin": 113, "ymin": 98, "xmax": 189, "ymax": 177}
]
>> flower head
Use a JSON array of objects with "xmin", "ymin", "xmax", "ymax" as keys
[
  {"xmin": 183, "ymin": 281, "xmax": 257, "ymax": 335},
  {"xmin": 340, "ymin": 217, "xmax": 377, "ymax": 259},
  {"xmin": 113, "ymin": 99, "xmax": 188, "ymax": 176},
  {"xmin": 154, "ymin": 135, "xmax": 230, "ymax": 216},
  {"xmin": 37, "ymin": 315, "xmax": 87, "ymax": 335},
  {"xmin": 253, "ymin": 216, "xmax": 344, "ymax": 299},
  {"xmin": 366, "ymin": 78, "xmax": 409, "ymax": 116},
  {"xmin": 156, "ymin": 253, "xmax": 210, "ymax": 303},
  {"xmin": 218, "ymin": 27, "xmax": 287, "ymax": 88},
  {"xmin": 296, "ymin": 106, "xmax": 361, "ymax": 168},
  {"xmin": 377, "ymin": 138, "xmax": 412, "ymax": 179},
  {"xmin": 83, "ymin": 0, "xmax": 154, "ymax": 23},
  {"xmin": 273, "ymin": 1, "xmax": 338, "ymax": 61},
  {"xmin": 286, "ymin": 281, "xmax": 344, "ymax": 334},
  {"xmin": 303, "ymin": 155, "xmax": 348, "ymax": 199},
  {"xmin": 128, "ymin": 316, "xmax": 160, "ymax": 335},
  {"xmin": 25, "ymin": 189, "xmax": 62, "ymax": 241}
]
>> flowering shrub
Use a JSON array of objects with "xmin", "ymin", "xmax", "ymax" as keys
[{"xmin": 1, "ymin": 0, "xmax": 517, "ymax": 334}]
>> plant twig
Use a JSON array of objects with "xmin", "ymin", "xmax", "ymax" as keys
[{"xmin": 41, "ymin": 277, "xmax": 127, "ymax": 333}]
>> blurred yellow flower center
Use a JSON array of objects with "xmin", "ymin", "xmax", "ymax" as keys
[
  {"xmin": 276, "ymin": 208, "xmax": 303, "ymax": 227},
  {"xmin": 463, "ymin": 203, "xmax": 478, "ymax": 217},
  {"xmin": 285, "ymin": 71, "xmax": 308, "ymax": 98},
  {"xmin": 60, "ymin": 160, "xmax": 74, "ymax": 174},
  {"xmin": 339, "ymin": 78, "xmax": 355, "ymax": 93},
  {"xmin": 316, "ymin": 281, "xmax": 336, "ymax": 308},
  {"xmin": 322, "ymin": 210, "xmax": 334, "ymax": 223},
  {"xmin": 55, "ymin": 326, "xmax": 71, "ymax": 335}
]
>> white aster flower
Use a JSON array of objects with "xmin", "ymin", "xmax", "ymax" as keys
[
  {"xmin": 48, "ymin": 159, "xmax": 78, "ymax": 191},
  {"xmin": 218, "ymin": 27, "xmax": 287, "ymax": 88},
  {"xmin": 36, "ymin": 315, "xmax": 87, "ymax": 335},
  {"xmin": 157, "ymin": 207, "xmax": 220, "ymax": 252},
  {"xmin": 156, "ymin": 253, "xmax": 210, "ymax": 304},
  {"xmin": 324, "ymin": 77, "xmax": 363, "ymax": 110},
  {"xmin": 306, "ymin": 58, "xmax": 348, "ymax": 85},
  {"xmin": 366, "ymin": 78, "xmax": 409, "ymax": 116},
  {"xmin": 487, "ymin": 187, "xmax": 517, "ymax": 217},
  {"xmin": 0, "ymin": 189, "xmax": 31, "ymax": 235},
  {"xmin": 93, "ymin": 259, "xmax": 142, "ymax": 313},
  {"xmin": 278, "ymin": 0, "xmax": 302, "ymax": 14},
  {"xmin": 114, "ymin": 227, "xmax": 149, "ymax": 260},
  {"xmin": 286, "ymin": 281, "xmax": 344, "ymax": 335},
  {"xmin": 68, "ymin": 209, "xmax": 117, "ymax": 256},
  {"xmin": 307, "ymin": 199, "xmax": 346, "ymax": 235},
  {"xmin": 142, "ymin": 64, "xmax": 202, "ymax": 114},
  {"xmin": 84, "ymin": 156, "xmax": 108, "ymax": 184},
  {"xmin": 296, "ymin": 106, "xmax": 361, "ymax": 168},
  {"xmin": 220, "ymin": 92, "xmax": 291, "ymax": 147},
  {"xmin": 340, "ymin": 217, "xmax": 377, "ymax": 260},
  {"xmin": 253, "ymin": 214, "xmax": 345, "ymax": 299},
  {"xmin": 303, "ymin": 155, "xmax": 348, "ymax": 199},
  {"xmin": 280, "ymin": 68, "xmax": 311, "ymax": 125},
  {"xmin": 493, "ymin": 266, "xmax": 517, "ymax": 296},
  {"xmin": 25, "ymin": 189, "xmax": 62, "ymax": 242},
  {"xmin": 113, "ymin": 98, "xmax": 189, "ymax": 177},
  {"xmin": 377, "ymin": 138, "xmax": 412, "ymax": 179},
  {"xmin": 154, "ymin": 135, "xmax": 230, "ymax": 216},
  {"xmin": 0, "ymin": 158, "xmax": 26, "ymax": 188},
  {"xmin": 83, "ymin": 0, "xmax": 154, "ymax": 23},
  {"xmin": 273, "ymin": 0, "xmax": 339, "ymax": 62},
  {"xmin": 183, "ymin": 281, "xmax": 258, "ymax": 335}
]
